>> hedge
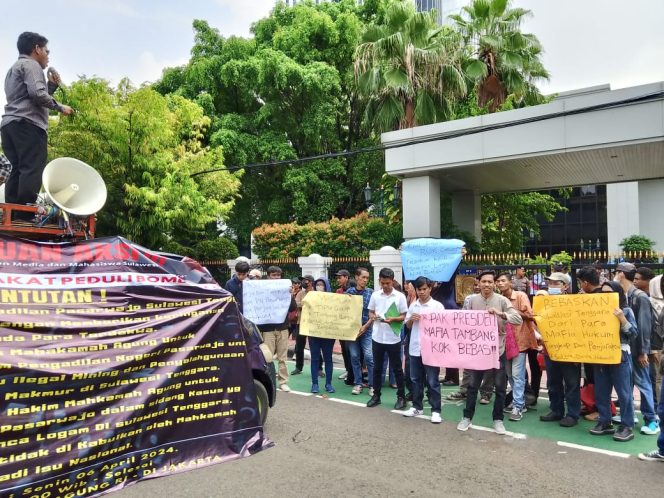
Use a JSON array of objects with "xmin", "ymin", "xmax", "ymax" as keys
[{"xmin": 252, "ymin": 214, "xmax": 403, "ymax": 259}]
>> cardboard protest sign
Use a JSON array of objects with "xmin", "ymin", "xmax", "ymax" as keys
[
  {"xmin": 420, "ymin": 310, "xmax": 499, "ymax": 370},
  {"xmin": 242, "ymin": 279, "xmax": 292, "ymax": 325},
  {"xmin": 0, "ymin": 235, "xmax": 271, "ymax": 497},
  {"xmin": 299, "ymin": 292, "xmax": 363, "ymax": 340},
  {"xmin": 533, "ymin": 293, "xmax": 621, "ymax": 364},
  {"xmin": 401, "ymin": 238, "xmax": 464, "ymax": 282}
]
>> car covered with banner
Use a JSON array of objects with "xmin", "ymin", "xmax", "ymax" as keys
[{"xmin": 0, "ymin": 234, "xmax": 274, "ymax": 497}]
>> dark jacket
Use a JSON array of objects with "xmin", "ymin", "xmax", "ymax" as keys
[{"xmin": 628, "ymin": 286, "xmax": 652, "ymax": 356}]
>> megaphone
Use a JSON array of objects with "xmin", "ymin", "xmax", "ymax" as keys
[{"xmin": 42, "ymin": 157, "xmax": 107, "ymax": 216}]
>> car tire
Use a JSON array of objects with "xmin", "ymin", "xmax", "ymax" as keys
[{"xmin": 254, "ymin": 378, "xmax": 269, "ymax": 426}]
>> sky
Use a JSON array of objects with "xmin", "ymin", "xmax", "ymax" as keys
[{"xmin": 1, "ymin": 0, "xmax": 663, "ymax": 110}]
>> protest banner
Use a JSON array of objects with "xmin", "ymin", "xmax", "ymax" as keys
[
  {"xmin": 420, "ymin": 310, "xmax": 499, "ymax": 369},
  {"xmin": 299, "ymin": 292, "xmax": 363, "ymax": 340},
  {"xmin": 242, "ymin": 279, "xmax": 292, "ymax": 325},
  {"xmin": 533, "ymin": 293, "xmax": 621, "ymax": 363},
  {"xmin": 401, "ymin": 238, "xmax": 465, "ymax": 282},
  {"xmin": 0, "ymin": 235, "xmax": 271, "ymax": 497}
]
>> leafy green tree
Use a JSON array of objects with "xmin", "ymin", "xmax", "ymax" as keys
[
  {"xmin": 354, "ymin": 0, "xmax": 466, "ymax": 131},
  {"xmin": 155, "ymin": 3, "xmax": 387, "ymax": 252},
  {"xmin": 48, "ymin": 78, "xmax": 241, "ymax": 250},
  {"xmin": 480, "ymin": 192, "xmax": 565, "ymax": 254},
  {"xmin": 450, "ymin": 0, "xmax": 549, "ymax": 111}
]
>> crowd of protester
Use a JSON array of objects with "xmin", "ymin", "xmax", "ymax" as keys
[{"xmin": 225, "ymin": 261, "xmax": 664, "ymax": 462}]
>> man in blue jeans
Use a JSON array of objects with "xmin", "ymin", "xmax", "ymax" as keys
[
  {"xmin": 539, "ymin": 273, "xmax": 582, "ymax": 428},
  {"xmin": 639, "ymin": 377, "xmax": 664, "ymax": 461},
  {"xmin": 615, "ymin": 262, "xmax": 659, "ymax": 436},
  {"xmin": 346, "ymin": 267, "xmax": 374, "ymax": 396}
]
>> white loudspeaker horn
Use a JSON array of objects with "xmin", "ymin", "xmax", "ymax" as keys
[{"xmin": 42, "ymin": 157, "xmax": 107, "ymax": 216}]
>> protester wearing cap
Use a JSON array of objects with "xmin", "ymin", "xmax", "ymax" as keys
[
  {"xmin": 614, "ymin": 262, "xmax": 659, "ymax": 436},
  {"xmin": 248, "ymin": 268, "xmax": 262, "ymax": 279},
  {"xmin": 335, "ymin": 269, "xmax": 351, "ymax": 293},
  {"xmin": 544, "ymin": 272, "xmax": 571, "ymax": 291},
  {"xmin": 539, "ymin": 272, "xmax": 581, "ymax": 427}
]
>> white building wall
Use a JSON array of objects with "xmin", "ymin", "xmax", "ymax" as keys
[
  {"xmin": 607, "ymin": 182, "xmax": 640, "ymax": 254},
  {"xmin": 637, "ymin": 179, "xmax": 664, "ymax": 253},
  {"xmin": 607, "ymin": 180, "xmax": 664, "ymax": 254}
]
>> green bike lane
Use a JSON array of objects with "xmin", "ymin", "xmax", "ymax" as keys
[{"xmin": 281, "ymin": 360, "xmax": 658, "ymax": 459}]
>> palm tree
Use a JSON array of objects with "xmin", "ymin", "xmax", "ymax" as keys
[
  {"xmin": 354, "ymin": 0, "xmax": 466, "ymax": 132},
  {"xmin": 450, "ymin": 0, "xmax": 549, "ymax": 112}
]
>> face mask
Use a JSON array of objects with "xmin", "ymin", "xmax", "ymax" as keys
[
  {"xmin": 548, "ymin": 287, "xmax": 562, "ymax": 295},
  {"xmin": 613, "ymin": 275, "xmax": 621, "ymax": 283}
]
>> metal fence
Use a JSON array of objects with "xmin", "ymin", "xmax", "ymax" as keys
[{"xmin": 201, "ymin": 254, "xmax": 664, "ymax": 302}]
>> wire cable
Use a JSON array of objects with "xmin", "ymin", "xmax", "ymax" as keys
[{"xmin": 190, "ymin": 89, "xmax": 664, "ymax": 178}]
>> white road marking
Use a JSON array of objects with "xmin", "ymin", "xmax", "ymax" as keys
[{"xmin": 556, "ymin": 441, "xmax": 631, "ymax": 459}]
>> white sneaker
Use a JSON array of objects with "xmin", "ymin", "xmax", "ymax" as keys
[
  {"xmin": 402, "ymin": 407, "xmax": 422, "ymax": 417},
  {"xmin": 338, "ymin": 372, "xmax": 348, "ymax": 380},
  {"xmin": 457, "ymin": 417, "xmax": 472, "ymax": 431},
  {"xmin": 431, "ymin": 412, "xmax": 443, "ymax": 424},
  {"xmin": 369, "ymin": 387, "xmax": 375, "ymax": 397},
  {"xmin": 494, "ymin": 420, "xmax": 507, "ymax": 435},
  {"xmin": 641, "ymin": 421, "xmax": 661, "ymax": 435},
  {"xmin": 351, "ymin": 385, "xmax": 363, "ymax": 395},
  {"xmin": 279, "ymin": 384, "xmax": 291, "ymax": 392}
]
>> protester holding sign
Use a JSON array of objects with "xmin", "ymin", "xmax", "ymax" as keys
[
  {"xmin": 588, "ymin": 279, "xmax": 638, "ymax": 441},
  {"xmin": 249, "ymin": 266, "xmax": 296, "ymax": 392},
  {"xmin": 537, "ymin": 272, "xmax": 582, "ymax": 427},
  {"xmin": 346, "ymin": 267, "xmax": 375, "ymax": 396},
  {"xmin": 306, "ymin": 278, "xmax": 337, "ymax": 393},
  {"xmin": 456, "ymin": 271, "xmax": 522, "ymax": 435},
  {"xmin": 403, "ymin": 276, "xmax": 445, "ymax": 423},
  {"xmin": 496, "ymin": 272, "xmax": 537, "ymax": 422},
  {"xmin": 366, "ymin": 268, "xmax": 408, "ymax": 410}
]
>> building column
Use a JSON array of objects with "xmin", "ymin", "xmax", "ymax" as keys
[
  {"xmin": 369, "ymin": 246, "xmax": 403, "ymax": 286},
  {"xmin": 606, "ymin": 182, "xmax": 640, "ymax": 254},
  {"xmin": 297, "ymin": 254, "xmax": 332, "ymax": 279},
  {"xmin": 402, "ymin": 176, "xmax": 440, "ymax": 239},
  {"xmin": 452, "ymin": 191, "xmax": 481, "ymax": 243}
]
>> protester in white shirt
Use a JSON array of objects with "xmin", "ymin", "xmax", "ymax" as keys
[
  {"xmin": 366, "ymin": 268, "xmax": 408, "ymax": 410},
  {"xmin": 403, "ymin": 276, "xmax": 445, "ymax": 423}
]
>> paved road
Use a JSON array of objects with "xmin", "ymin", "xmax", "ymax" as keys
[{"xmin": 117, "ymin": 391, "xmax": 658, "ymax": 498}]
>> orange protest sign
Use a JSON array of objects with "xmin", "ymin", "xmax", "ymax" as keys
[{"xmin": 533, "ymin": 293, "xmax": 621, "ymax": 364}]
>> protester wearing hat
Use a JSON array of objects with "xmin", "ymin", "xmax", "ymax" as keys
[
  {"xmin": 613, "ymin": 262, "xmax": 659, "ymax": 436},
  {"xmin": 248, "ymin": 268, "xmax": 262, "ymax": 280},
  {"xmin": 539, "ymin": 271, "xmax": 581, "ymax": 427}
]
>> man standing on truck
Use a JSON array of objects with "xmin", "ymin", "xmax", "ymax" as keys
[{"xmin": 1, "ymin": 32, "xmax": 73, "ymax": 215}]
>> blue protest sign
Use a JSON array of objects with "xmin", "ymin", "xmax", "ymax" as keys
[{"xmin": 401, "ymin": 238, "xmax": 465, "ymax": 282}]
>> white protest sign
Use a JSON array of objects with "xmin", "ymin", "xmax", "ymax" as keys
[{"xmin": 242, "ymin": 279, "xmax": 292, "ymax": 325}]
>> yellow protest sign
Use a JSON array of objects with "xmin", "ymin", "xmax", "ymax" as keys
[
  {"xmin": 299, "ymin": 292, "xmax": 363, "ymax": 340},
  {"xmin": 533, "ymin": 293, "xmax": 621, "ymax": 364}
]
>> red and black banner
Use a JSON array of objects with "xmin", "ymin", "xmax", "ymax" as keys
[{"xmin": 0, "ymin": 235, "xmax": 271, "ymax": 497}]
